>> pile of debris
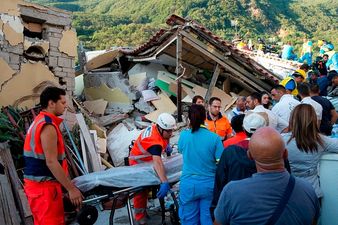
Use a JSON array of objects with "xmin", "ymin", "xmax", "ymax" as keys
[{"xmin": 72, "ymin": 45, "xmax": 244, "ymax": 170}]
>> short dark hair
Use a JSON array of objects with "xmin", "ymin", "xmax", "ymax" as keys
[
  {"xmin": 300, "ymin": 63, "xmax": 309, "ymax": 71},
  {"xmin": 192, "ymin": 95, "xmax": 204, "ymax": 104},
  {"xmin": 271, "ymin": 84, "xmax": 286, "ymax": 93},
  {"xmin": 298, "ymin": 83, "xmax": 310, "ymax": 97},
  {"xmin": 188, "ymin": 104, "xmax": 206, "ymax": 133},
  {"xmin": 231, "ymin": 114, "xmax": 245, "ymax": 133},
  {"xmin": 310, "ymin": 83, "xmax": 320, "ymax": 94},
  {"xmin": 249, "ymin": 92, "xmax": 262, "ymax": 104},
  {"xmin": 323, "ymin": 54, "xmax": 329, "ymax": 58},
  {"xmin": 209, "ymin": 97, "xmax": 221, "ymax": 105},
  {"xmin": 40, "ymin": 86, "xmax": 66, "ymax": 109},
  {"xmin": 328, "ymin": 70, "xmax": 338, "ymax": 78}
]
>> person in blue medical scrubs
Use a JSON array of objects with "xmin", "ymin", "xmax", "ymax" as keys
[{"xmin": 178, "ymin": 104, "xmax": 224, "ymax": 225}]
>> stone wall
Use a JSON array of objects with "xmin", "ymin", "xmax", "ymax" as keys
[{"xmin": 0, "ymin": 0, "xmax": 77, "ymax": 108}]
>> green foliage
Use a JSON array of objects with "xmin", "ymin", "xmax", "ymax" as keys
[
  {"xmin": 0, "ymin": 107, "xmax": 25, "ymax": 169},
  {"xmin": 28, "ymin": 0, "xmax": 338, "ymax": 51}
]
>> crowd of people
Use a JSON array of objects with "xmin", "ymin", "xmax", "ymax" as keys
[
  {"xmin": 236, "ymin": 37, "xmax": 338, "ymax": 74},
  {"xmin": 24, "ymin": 67, "xmax": 338, "ymax": 225},
  {"xmin": 179, "ymin": 84, "xmax": 337, "ymax": 224}
]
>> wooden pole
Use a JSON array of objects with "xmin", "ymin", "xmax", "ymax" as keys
[
  {"xmin": 205, "ymin": 64, "xmax": 221, "ymax": 103},
  {"xmin": 176, "ymin": 33, "xmax": 183, "ymax": 122}
]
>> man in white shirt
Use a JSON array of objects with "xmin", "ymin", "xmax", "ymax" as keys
[
  {"xmin": 227, "ymin": 96, "xmax": 247, "ymax": 121},
  {"xmin": 271, "ymin": 85, "xmax": 300, "ymax": 123},
  {"xmin": 246, "ymin": 92, "xmax": 288, "ymax": 132},
  {"xmin": 298, "ymin": 83, "xmax": 323, "ymax": 124}
]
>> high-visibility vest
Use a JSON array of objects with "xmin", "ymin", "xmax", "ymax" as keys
[
  {"xmin": 280, "ymin": 76, "xmax": 299, "ymax": 96},
  {"xmin": 205, "ymin": 113, "xmax": 232, "ymax": 139},
  {"xmin": 129, "ymin": 124, "xmax": 168, "ymax": 165},
  {"xmin": 24, "ymin": 111, "xmax": 68, "ymax": 182}
]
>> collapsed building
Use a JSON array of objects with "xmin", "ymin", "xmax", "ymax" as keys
[
  {"xmin": 0, "ymin": 1, "xmax": 336, "ymax": 224},
  {"xmin": 75, "ymin": 14, "xmax": 303, "ymax": 168},
  {"xmin": 79, "ymin": 14, "xmax": 300, "ymax": 122}
]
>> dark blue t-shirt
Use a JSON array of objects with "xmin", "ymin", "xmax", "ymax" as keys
[
  {"xmin": 312, "ymin": 96, "xmax": 335, "ymax": 135},
  {"xmin": 214, "ymin": 171, "xmax": 320, "ymax": 225},
  {"xmin": 317, "ymin": 76, "xmax": 329, "ymax": 96}
]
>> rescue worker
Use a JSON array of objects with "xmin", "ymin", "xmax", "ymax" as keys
[
  {"xmin": 23, "ymin": 86, "xmax": 83, "ymax": 225},
  {"xmin": 129, "ymin": 113, "xmax": 176, "ymax": 225},
  {"xmin": 257, "ymin": 38, "xmax": 266, "ymax": 54},
  {"xmin": 205, "ymin": 97, "xmax": 232, "ymax": 140},
  {"xmin": 280, "ymin": 69, "xmax": 306, "ymax": 97},
  {"xmin": 281, "ymin": 42, "xmax": 297, "ymax": 60},
  {"xmin": 299, "ymin": 38, "xmax": 313, "ymax": 65},
  {"xmin": 321, "ymin": 43, "xmax": 338, "ymax": 72}
]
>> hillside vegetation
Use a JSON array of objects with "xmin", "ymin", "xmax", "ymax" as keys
[{"xmin": 28, "ymin": 0, "xmax": 338, "ymax": 52}]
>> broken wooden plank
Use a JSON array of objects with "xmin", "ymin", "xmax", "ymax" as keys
[
  {"xmin": 100, "ymin": 157, "xmax": 113, "ymax": 169},
  {"xmin": 0, "ymin": 174, "xmax": 20, "ymax": 225},
  {"xmin": 76, "ymin": 114, "xmax": 101, "ymax": 172},
  {"xmin": 0, "ymin": 143, "xmax": 31, "ymax": 224},
  {"xmin": 96, "ymin": 114, "xmax": 128, "ymax": 127},
  {"xmin": 80, "ymin": 133, "xmax": 90, "ymax": 173},
  {"xmin": 205, "ymin": 64, "xmax": 221, "ymax": 102},
  {"xmin": 176, "ymin": 34, "xmax": 183, "ymax": 122},
  {"xmin": 180, "ymin": 32, "xmax": 264, "ymax": 91}
]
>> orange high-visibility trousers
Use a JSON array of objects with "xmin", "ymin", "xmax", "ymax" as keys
[
  {"xmin": 24, "ymin": 179, "xmax": 65, "ymax": 225},
  {"xmin": 134, "ymin": 189, "xmax": 149, "ymax": 224}
]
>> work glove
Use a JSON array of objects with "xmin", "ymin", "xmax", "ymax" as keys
[
  {"xmin": 157, "ymin": 182, "xmax": 170, "ymax": 199},
  {"xmin": 165, "ymin": 145, "xmax": 173, "ymax": 156}
]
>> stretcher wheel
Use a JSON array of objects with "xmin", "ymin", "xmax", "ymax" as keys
[{"xmin": 77, "ymin": 205, "xmax": 98, "ymax": 225}]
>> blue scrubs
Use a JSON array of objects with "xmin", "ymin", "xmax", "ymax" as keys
[{"xmin": 178, "ymin": 127, "xmax": 224, "ymax": 225}]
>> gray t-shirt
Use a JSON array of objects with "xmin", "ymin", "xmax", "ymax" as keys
[
  {"xmin": 282, "ymin": 133, "xmax": 338, "ymax": 197},
  {"xmin": 214, "ymin": 171, "xmax": 320, "ymax": 225}
]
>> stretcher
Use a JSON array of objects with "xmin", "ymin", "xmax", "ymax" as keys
[{"xmin": 72, "ymin": 154, "xmax": 182, "ymax": 225}]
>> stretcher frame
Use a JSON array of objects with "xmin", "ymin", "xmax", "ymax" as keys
[{"xmin": 80, "ymin": 183, "xmax": 179, "ymax": 225}]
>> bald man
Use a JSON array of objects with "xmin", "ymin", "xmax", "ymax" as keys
[{"xmin": 214, "ymin": 127, "xmax": 320, "ymax": 225}]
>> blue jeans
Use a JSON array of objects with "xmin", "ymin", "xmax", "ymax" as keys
[{"xmin": 179, "ymin": 176, "xmax": 214, "ymax": 225}]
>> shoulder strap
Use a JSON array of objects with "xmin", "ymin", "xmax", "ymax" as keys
[{"xmin": 265, "ymin": 175, "xmax": 295, "ymax": 225}]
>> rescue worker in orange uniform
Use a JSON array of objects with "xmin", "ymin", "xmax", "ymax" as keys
[
  {"xmin": 23, "ymin": 87, "xmax": 83, "ymax": 225},
  {"xmin": 205, "ymin": 97, "xmax": 232, "ymax": 140},
  {"xmin": 129, "ymin": 113, "xmax": 176, "ymax": 225}
]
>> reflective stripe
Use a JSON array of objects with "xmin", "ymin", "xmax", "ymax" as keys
[
  {"xmin": 129, "ymin": 141, "xmax": 152, "ymax": 164},
  {"xmin": 128, "ymin": 155, "xmax": 152, "ymax": 160},
  {"xmin": 128, "ymin": 155, "xmax": 152, "ymax": 164},
  {"xmin": 28, "ymin": 118, "xmax": 45, "ymax": 158},
  {"xmin": 24, "ymin": 174, "xmax": 55, "ymax": 182},
  {"xmin": 134, "ymin": 207, "xmax": 146, "ymax": 213},
  {"xmin": 137, "ymin": 141, "xmax": 151, "ymax": 155},
  {"xmin": 26, "ymin": 117, "xmax": 65, "ymax": 160},
  {"xmin": 24, "ymin": 150, "xmax": 66, "ymax": 161}
]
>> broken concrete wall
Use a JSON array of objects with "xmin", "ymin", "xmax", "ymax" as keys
[
  {"xmin": 84, "ymin": 72, "xmax": 137, "ymax": 100},
  {"xmin": 128, "ymin": 63, "xmax": 167, "ymax": 80},
  {"xmin": 0, "ymin": 0, "xmax": 77, "ymax": 108},
  {"xmin": 83, "ymin": 72, "xmax": 139, "ymax": 114}
]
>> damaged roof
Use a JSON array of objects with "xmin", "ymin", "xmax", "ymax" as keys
[{"xmin": 121, "ymin": 14, "xmax": 282, "ymax": 92}]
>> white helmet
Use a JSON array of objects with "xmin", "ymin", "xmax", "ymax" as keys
[{"xmin": 156, "ymin": 113, "xmax": 176, "ymax": 130}]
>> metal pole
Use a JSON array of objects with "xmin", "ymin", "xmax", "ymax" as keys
[{"xmin": 63, "ymin": 121, "xmax": 88, "ymax": 174}]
